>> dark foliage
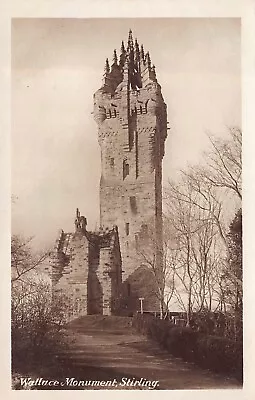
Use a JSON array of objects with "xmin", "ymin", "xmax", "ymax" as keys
[
  {"xmin": 11, "ymin": 287, "xmax": 68, "ymax": 374},
  {"xmin": 227, "ymin": 208, "xmax": 242, "ymax": 314},
  {"xmin": 133, "ymin": 313, "xmax": 242, "ymax": 382},
  {"xmin": 11, "ymin": 234, "xmax": 69, "ymax": 385}
]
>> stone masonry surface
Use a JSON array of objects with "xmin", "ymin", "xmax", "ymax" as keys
[{"xmin": 51, "ymin": 30, "xmax": 168, "ymax": 318}]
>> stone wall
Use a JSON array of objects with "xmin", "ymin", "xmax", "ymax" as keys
[
  {"xmin": 51, "ymin": 224, "xmax": 122, "ymax": 319},
  {"xmin": 53, "ymin": 231, "xmax": 90, "ymax": 319}
]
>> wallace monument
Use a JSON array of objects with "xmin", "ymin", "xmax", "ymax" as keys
[{"xmin": 50, "ymin": 30, "xmax": 168, "ymax": 319}]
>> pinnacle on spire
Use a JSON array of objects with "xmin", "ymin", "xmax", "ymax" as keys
[
  {"xmin": 119, "ymin": 41, "xmax": 126, "ymax": 67},
  {"xmin": 121, "ymin": 40, "xmax": 125, "ymax": 53},
  {"xmin": 134, "ymin": 38, "xmax": 140, "ymax": 67},
  {"xmin": 135, "ymin": 38, "xmax": 140, "ymax": 54},
  {"xmin": 113, "ymin": 49, "xmax": 118, "ymax": 65},
  {"xmin": 145, "ymin": 51, "xmax": 151, "ymax": 66},
  {"xmin": 104, "ymin": 58, "xmax": 110, "ymax": 73},
  {"xmin": 127, "ymin": 29, "xmax": 134, "ymax": 50},
  {"xmin": 140, "ymin": 44, "xmax": 145, "ymax": 61},
  {"xmin": 76, "ymin": 208, "xmax": 80, "ymax": 219}
]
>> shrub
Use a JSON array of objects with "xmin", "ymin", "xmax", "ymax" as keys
[
  {"xmin": 133, "ymin": 313, "xmax": 242, "ymax": 382},
  {"xmin": 195, "ymin": 335, "xmax": 242, "ymax": 380},
  {"xmin": 165, "ymin": 326, "xmax": 198, "ymax": 361},
  {"xmin": 11, "ymin": 276, "xmax": 68, "ymax": 373}
]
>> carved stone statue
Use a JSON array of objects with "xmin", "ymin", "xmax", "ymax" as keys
[
  {"xmin": 75, "ymin": 208, "xmax": 81, "ymax": 230},
  {"xmin": 75, "ymin": 218, "xmax": 80, "ymax": 230},
  {"xmin": 80, "ymin": 216, "xmax": 87, "ymax": 231},
  {"xmin": 75, "ymin": 208, "xmax": 87, "ymax": 231}
]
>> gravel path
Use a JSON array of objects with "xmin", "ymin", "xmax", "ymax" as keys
[{"xmin": 49, "ymin": 316, "xmax": 241, "ymax": 390}]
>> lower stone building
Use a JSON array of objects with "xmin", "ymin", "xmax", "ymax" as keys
[
  {"xmin": 51, "ymin": 209, "xmax": 160, "ymax": 319},
  {"xmin": 51, "ymin": 209, "xmax": 122, "ymax": 318}
]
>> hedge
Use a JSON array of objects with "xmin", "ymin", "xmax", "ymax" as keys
[{"xmin": 132, "ymin": 314, "xmax": 242, "ymax": 382}]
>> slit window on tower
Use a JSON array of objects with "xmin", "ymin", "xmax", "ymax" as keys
[
  {"xmin": 123, "ymin": 159, "xmax": 130, "ymax": 180},
  {"xmin": 135, "ymin": 234, "xmax": 139, "ymax": 250},
  {"xmin": 130, "ymin": 196, "xmax": 137, "ymax": 214},
  {"xmin": 145, "ymin": 100, "xmax": 148, "ymax": 113},
  {"xmin": 110, "ymin": 158, "xmax": 114, "ymax": 167},
  {"xmin": 125, "ymin": 223, "xmax": 130, "ymax": 236}
]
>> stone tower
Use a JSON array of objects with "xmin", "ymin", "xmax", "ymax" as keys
[{"xmin": 93, "ymin": 30, "xmax": 168, "ymax": 313}]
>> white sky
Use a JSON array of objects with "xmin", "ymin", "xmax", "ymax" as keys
[{"xmin": 11, "ymin": 18, "xmax": 241, "ymax": 250}]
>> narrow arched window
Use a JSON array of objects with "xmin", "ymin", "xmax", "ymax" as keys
[
  {"xmin": 130, "ymin": 196, "xmax": 137, "ymax": 213},
  {"xmin": 123, "ymin": 159, "xmax": 130, "ymax": 179},
  {"xmin": 135, "ymin": 234, "xmax": 139, "ymax": 250}
]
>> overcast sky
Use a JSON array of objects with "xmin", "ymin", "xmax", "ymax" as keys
[{"xmin": 11, "ymin": 18, "xmax": 241, "ymax": 250}]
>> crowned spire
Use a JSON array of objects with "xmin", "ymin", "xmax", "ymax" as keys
[{"xmin": 100, "ymin": 31, "xmax": 158, "ymax": 91}]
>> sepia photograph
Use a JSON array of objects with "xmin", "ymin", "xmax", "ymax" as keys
[{"xmin": 11, "ymin": 17, "xmax": 242, "ymax": 390}]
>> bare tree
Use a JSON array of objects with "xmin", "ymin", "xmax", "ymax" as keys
[
  {"xmin": 164, "ymin": 127, "xmax": 242, "ymax": 322},
  {"xmin": 165, "ymin": 180, "xmax": 197, "ymax": 324},
  {"xmin": 200, "ymin": 127, "xmax": 242, "ymax": 200},
  {"xmin": 178, "ymin": 127, "xmax": 241, "ymax": 247},
  {"xmin": 11, "ymin": 234, "xmax": 68, "ymax": 376},
  {"xmin": 190, "ymin": 216, "xmax": 223, "ymax": 312},
  {"xmin": 165, "ymin": 175, "xmax": 241, "ymax": 318},
  {"xmin": 138, "ymin": 226, "xmax": 177, "ymax": 319},
  {"xmin": 164, "ymin": 178, "xmax": 223, "ymax": 324},
  {"xmin": 11, "ymin": 235, "xmax": 50, "ymax": 284}
]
